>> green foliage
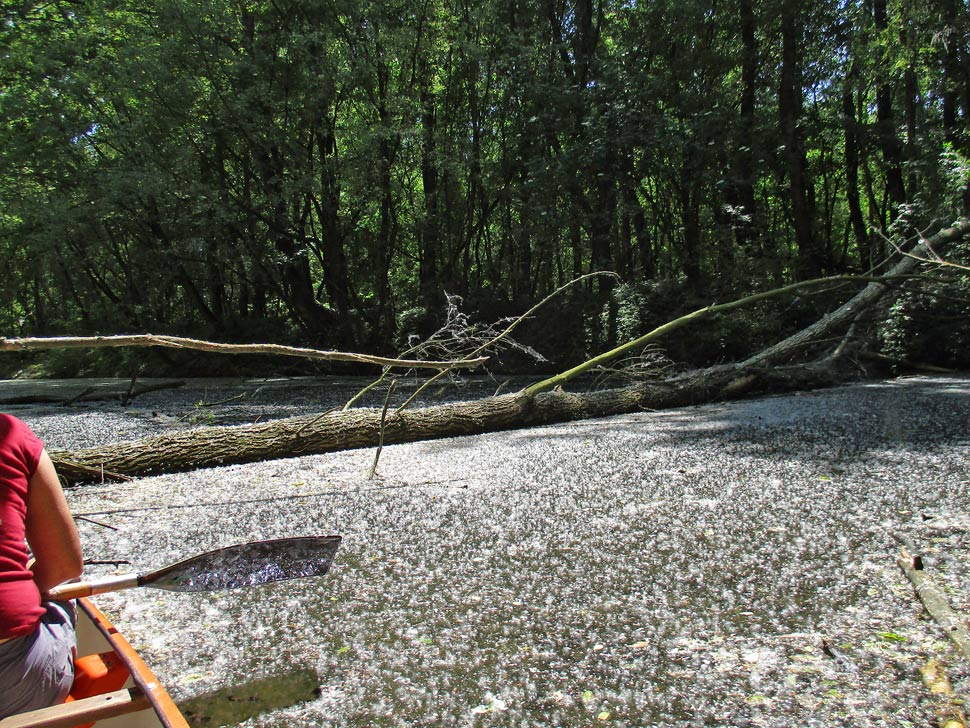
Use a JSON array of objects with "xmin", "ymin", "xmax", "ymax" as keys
[
  {"xmin": 878, "ymin": 243, "xmax": 970, "ymax": 370},
  {"xmin": 607, "ymin": 283, "xmax": 651, "ymax": 346},
  {"xmin": 0, "ymin": 0, "xmax": 968, "ymax": 372},
  {"xmin": 940, "ymin": 147, "xmax": 970, "ymax": 207}
]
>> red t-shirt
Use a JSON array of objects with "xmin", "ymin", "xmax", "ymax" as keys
[{"xmin": 0, "ymin": 414, "xmax": 45, "ymax": 639}]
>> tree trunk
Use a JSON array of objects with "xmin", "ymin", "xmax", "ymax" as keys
[
  {"xmin": 872, "ymin": 0, "xmax": 907, "ymax": 213},
  {"xmin": 939, "ymin": 0, "xmax": 970, "ymax": 212},
  {"xmin": 590, "ymin": 170, "xmax": 617, "ymax": 297},
  {"xmin": 842, "ymin": 73, "xmax": 870, "ymax": 266},
  {"xmin": 372, "ymin": 57, "xmax": 397, "ymax": 344},
  {"xmin": 313, "ymin": 122, "xmax": 355, "ymax": 345},
  {"xmin": 418, "ymin": 70, "xmax": 443, "ymax": 311},
  {"xmin": 730, "ymin": 0, "xmax": 760, "ymax": 258},
  {"xmin": 680, "ymin": 180, "xmax": 703, "ymax": 290},
  {"xmin": 779, "ymin": 0, "xmax": 821, "ymax": 279}
]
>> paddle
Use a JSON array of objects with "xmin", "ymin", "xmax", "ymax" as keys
[{"xmin": 45, "ymin": 535, "xmax": 341, "ymax": 601}]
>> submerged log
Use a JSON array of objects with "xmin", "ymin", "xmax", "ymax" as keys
[
  {"xmin": 50, "ymin": 359, "xmax": 848, "ymax": 483},
  {"xmin": 0, "ymin": 380, "xmax": 185, "ymax": 406},
  {"xmin": 897, "ymin": 545, "xmax": 970, "ymax": 661}
]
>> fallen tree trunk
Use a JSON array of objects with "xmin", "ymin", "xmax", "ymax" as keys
[
  {"xmin": 50, "ymin": 359, "xmax": 848, "ymax": 483},
  {"xmin": 740, "ymin": 219, "xmax": 970, "ymax": 367},
  {"xmin": 46, "ymin": 219, "xmax": 969, "ymax": 484}
]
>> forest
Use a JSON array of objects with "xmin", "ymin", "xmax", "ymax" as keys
[{"xmin": 1, "ymin": 0, "xmax": 969, "ymax": 377}]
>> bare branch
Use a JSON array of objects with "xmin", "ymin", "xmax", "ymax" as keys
[
  {"xmin": 396, "ymin": 272, "xmax": 616, "ymax": 411},
  {"xmin": 369, "ymin": 379, "xmax": 398, "ymax": 479},
  {"xmin": 880, "ymin": 225, "xmax": 970, "ymax": 272},
  {"xmin": 0, "ymin": 334, "xmax": 488, "ymax": 371}
]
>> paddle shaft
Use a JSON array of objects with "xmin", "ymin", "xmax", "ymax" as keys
[{"xmin": 47, "ymin": 574, "xmax": 142, "ymax": 601}]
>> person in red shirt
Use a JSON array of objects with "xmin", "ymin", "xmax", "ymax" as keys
[{"xmin": 0, "ymin": 414, "xmax": 83, "ymax": 718}]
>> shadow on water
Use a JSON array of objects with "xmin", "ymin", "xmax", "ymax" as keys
[
  {"xmin": 510, "ymin": 375, "xmax": 970, "ymax": 462},
  {"xmin": 178, "ymin": 668, "xmax": 321, "ymax": 727}
]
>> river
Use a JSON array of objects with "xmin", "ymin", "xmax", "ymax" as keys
[{"xmin": 6, "ymin": 374, "xmax": 970, "ymax": 726}]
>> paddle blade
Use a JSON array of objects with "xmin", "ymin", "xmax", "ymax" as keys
[{"xmin": 144, "ymin": 536, "xmax": 341, "ymax": 593}]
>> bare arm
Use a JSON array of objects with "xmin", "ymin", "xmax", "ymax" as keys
[{"xmin": 25, "ymin": 450, "xmax": 83, "ymax": 594}]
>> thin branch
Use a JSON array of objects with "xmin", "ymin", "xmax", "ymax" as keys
[
  {"xmin": 75, "ymin": 516, "xmax": 118, "ymax": 532},
  {"xmin": 121, "ymin": 365, "xmax": 145, "ymax": 406},
  {"xmin": 193, "ymin": 390, "xmax": 257, "ymax": 409},
  {"xmin": 588, "ymin": 346, "xmax": 675, "ymax": 390},
  {"xmin": 62, "ymin": 387, "xmax": 97, "ymax": 407},
  {"xmin": 881, "ymin": 226, "xmax": 970, "ymax": 272},
  {"xmin": 343, "ymin": 333, "xmax": 429, "ymax": 410},
  {"xmin": 369, "ymin": 379, "xmax": 397, "ymax": 479},
  {"xmin": 0, "ymin": 334, "xmax": 488, "ymax": 371}
]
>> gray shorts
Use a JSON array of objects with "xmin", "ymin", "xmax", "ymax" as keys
[{"xmin": 0, "ymin": 601, "xmax": 77, "ymax": 719}]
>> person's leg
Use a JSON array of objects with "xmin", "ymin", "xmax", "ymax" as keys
[{"xmin": 0, "ymin": 601, "xmax": 76, "ymax": 719}]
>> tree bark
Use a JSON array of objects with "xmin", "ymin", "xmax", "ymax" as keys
[
  {"xmin": 49, "ymin": 361, "xmax": 845, "ymax": 484},
  {"xmin": 728, "ymin": 0, "xmax": 760, "ymax": 259},
  {"xmin": 871, "ymin": 0, "xmax": 907, "ymax": 214},
  {"xmin": 0, "ymin": 334, "xmax": 488, "ymax": 370},
  {"xmin": 842, "ymin": 71, "xmax": 870, "ymax": 266},
  {"xmin": 313, "ymin": 120, "xmax": 355, "ymax": 344}
]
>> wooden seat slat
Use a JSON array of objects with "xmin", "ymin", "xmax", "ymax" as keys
[{"xmin": 0, "ymin": 687, "xmax": 148, "ymax": 728}]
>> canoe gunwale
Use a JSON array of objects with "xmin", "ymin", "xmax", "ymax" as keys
[{"xmin": 76, "ymin": 598, "xmax": 189, "ymax": 728}]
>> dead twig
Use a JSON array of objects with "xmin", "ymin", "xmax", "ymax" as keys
[
  {"xmin": 369, "ymin": 379, "xmax": 397, "ymax": 479},
  {"xmin": 75, "ymin": 515, "xmax": 118, "ymax": 531},
  {"xmin": 193, "ymin": 389, "xmax": 257, "ymax": 409},
  {"xmin": 344, "ymin": 281, "xmax": 567, "ymax": 412},
  {"xmin": 920, "ymin": 658, "xmax": 969, "ymax": 728},
  {"xmin": 121, "ymin": 365, "xmax": 145, "ymax": 406},
  {"xmin": 398, "ymin": 272, "xmax": 615, "ymax": 411},
  {"xmin": 62, "ymin": 387, "xmax": 97, "ymax": 407},
  {"xmin": 896, "ymin": 545, "xmax": 970, "ymax": 660},
  {"xmin": 589, "ymin": 345, "xmax": 675, "ymax": 390},
  {"xmin": 881, "ymin": 225, "xmax": 970, "ymax": 272}
]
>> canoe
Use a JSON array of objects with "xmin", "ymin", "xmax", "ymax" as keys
[{"xmin": 0, "ymin": 598, "xmax": 189, "ymax": 728}]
